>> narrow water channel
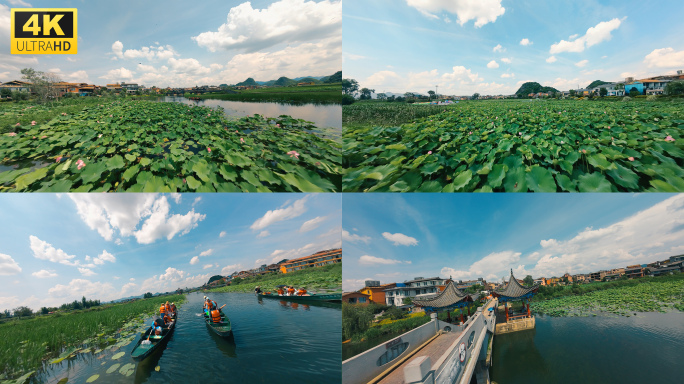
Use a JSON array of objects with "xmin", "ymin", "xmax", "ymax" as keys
[
  {"xmin": 490, "ymin": 312, "xmax": 684, "ymax": 383},
  {"xmin": 30, "ymin": 292, "xmax": 341, "ymax": 383}
]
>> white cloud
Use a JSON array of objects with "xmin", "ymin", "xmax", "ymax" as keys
[
  {"xmin": 487, "ymin": 60, "xmax": 499, "ymax": 69},
  {"xmin": 342, "ymin": 230, "xmax": 371, "ymax": 244},
  {"xmin": 299, "ymin": 216, "xmax": 326, "ymax": 232},
  {"xmin": 221, "ymin": 264, "xmax": 242, "ymax": 275},
  {"xmin": 501, "ymin": 57, "xmax": 512, "ymax": 64},
  {"xmin": 32, "ymin": 269, "xmax": 57, "ymax": 278},
  {"xmin": 7, "ymin": 0, "xmax": 32, "ymax": 6},
  {"xmin": 115, "ymin": 239, "xmax": 124, "ymax": 245},
  {"xmin": 111, "ymin": 41, "xmax": 178, "ymax": 61},
  {"xmin": 48, "ymin": 279, "xmax": 115, "ymax": 302},
  {"xmin": 93, "ymin": 250, "xmax": 116, "ymax": 265},
  {"xmin": 575, "ymin": 59, "xmax": 589, "ymax": 67},
  {"xmin": 139, "ymin": 268, "xmax": 209, "ymax": 294},
  {"xmin": 199, "ymin": 249, "xmax": 214, "ymax": 257},
  {"xmin": 359, "ymin": 255, "xmax": 411, "ymax": 265},
  {"xmin": 251, "ymin": 195, "xmax": 308, "ymax": 230},
  {"xmin": 406, "ymin": 0, "xmax": 505, "ymax": 27},
  {"xmin": 493, "ymin": 44, "xmax": 504, "ymax": 53},
  {"xmin": 78, "ymin": 268, "xmax": 96, "ymax": 276},
  {"xmin": 219, "ymin": 231, "xmax": 227, "ymax": 238},
  {"xmin": 193, "ymin": 197, "xmax": 202, "ymax": 206},
  {"xmin": 257, "ymin": 230, "xmax": 270, "ymax": 238},
  {"xmin": 193, "ymin": 0, "xmax": 341, "ymax": 53},
  {"xmin": 520, "ymin": 38, "xmax": 532, "ymax": 46},
  {"xmin": 500, "ymin": 73, "xmax": 515, "ymax": 78},
  {"xmin": 0, "ymin": 253, "xmax": 21, "ymax": 275},
  {"xmin": 550, "ymin": 18, "xmax": 623, "ymax": 54},
  {"xmin": 546, "ymin": 56, "xmax": 557, "ymax": 63},
  {"xmin": 100, "ymin": 67, "xmax": 135, "ymax": 82},
  {"xmin": 364, "ymin": 66, "xmax": 483, "ymax": 94},
  {"xmin": 170, "ymin": 193, "xmax": 182, "ymax": 204},
  {"xmin": 203, "ymin": 264, "xmax": 214, "ymax": 270},
  {"xmin": 29, "ymin": 236, "xmax": 77, "ymax": 266},
  {"xmin": 441, "ymin": 251, "xmax": 525, "ymax": 281},
  {"xmin": 69, "ymin": 195, "xmax": 204, "ymax": 244},
  {"xmin": 190, "ymin": 256, "xmax": 200, "ymax": 265},
  {"xmin": 644, "ymin": 48, "xmax": 684, "ymax": 68},
  {"xmin": 382, "ymin": 232, "xmax": 419, "ymax": 246}
]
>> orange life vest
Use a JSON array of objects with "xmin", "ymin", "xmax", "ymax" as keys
[
  {"xmin": 287, "ymin": 287, "xmax": 295, "ymax": 295},
  {"xmin": 207, "ymin": 300, "xmax": 216, "ymax": 310},
  {"xmin": 211, "ymin": 309, "xmax": 221, "ymax": 323},
  {"xmin": 171, "ymin": 304, "xmax": 177, "ymax": 312},
  {"xmin": 165, "ymin": 304, "xmax": 171, "ymax": 313},
  {"xmin": 297, "ymin": 289, "xmax": 307, "ymax": 296},
  {"xmin": 277, "ymin": 289, "xmax": 284, "ymax": 295},
  {"xmin": 160, "ymin": 305, "xmax": 166, "ymax": 314}
]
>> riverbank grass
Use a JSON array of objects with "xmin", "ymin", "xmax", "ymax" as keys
[
  {"xmin": 209, "ymin": 263, "xmax": 341, "ymax": 294},
  {"xmin": 0, "ymin": 294, "xmax": 185, "ymax": 380}
]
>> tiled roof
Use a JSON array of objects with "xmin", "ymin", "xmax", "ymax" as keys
[
  {"xmin": 412, "ymin": 282, "xmax": 471, "ymax": 309},
  {"xmin": 493, "ymin": 270, "xmax": 540, "ymax": 299}
]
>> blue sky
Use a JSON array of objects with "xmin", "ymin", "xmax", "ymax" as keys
[
  {"xmin": 342, "ymin": 193, "xmax": 684, "ymax": 291},
  {"xmin": 0, "ymin": 0, "xmax": 341, "ymax": 87},
  {"xmin": 0, "ymin": 193, "xmax": 341, "ymax": 311},
  {"xmin": 343, "ymin": 0, "xmax": 684, "ymax": 95}
]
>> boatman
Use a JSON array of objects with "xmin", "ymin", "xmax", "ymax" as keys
[
  {"xmin": 254, "ymin": 286, "xmax": 262, "ymax": 294},
  {"xmin": 170, "ymin": 302, "xmax": 177, "ymax": 315}
]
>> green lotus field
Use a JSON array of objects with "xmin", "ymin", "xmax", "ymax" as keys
[
  {"xmin": 0, "ymin": 101, "xmax": 341, "ymax": 192},
  {"xmin": 343, "ymin": 99, "xmax": 684, "ymax": 192}
]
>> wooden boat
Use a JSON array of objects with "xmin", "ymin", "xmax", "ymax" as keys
[
  {"xmin": 204, "ymin": 310, "xmax": 232, "ymax": 337},
  {"xmin": 257, "ymin": 292, "xmax": 341, "ymax": 303},
  {"xmin": 130, "ymin": 314, "xmax": 176, "ymax": 361}
]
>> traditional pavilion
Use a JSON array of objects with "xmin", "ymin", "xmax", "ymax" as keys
[
  {"xmin": 492, "ymin": 270, "xmax": 540, "ymax": 324},
  {"xmin": 412, "ymin": 282, "xmax": 474, "ymax": 323}
]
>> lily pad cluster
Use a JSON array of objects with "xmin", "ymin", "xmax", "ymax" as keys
[
  {"xmin": 343, "ymin": 100, "xmax": 684, "ymax": 192},
  {"xmin": 530, "ymin": 278, "xmax": 684, "ymax": 317},
  {"xmin": 0, "ymin": 100, "xmax": 341, "ymax": 192}
]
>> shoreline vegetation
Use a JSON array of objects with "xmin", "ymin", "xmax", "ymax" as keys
[
  {"xmin": 530, "ymin": 273, "xmax": 684, "ymax": 317},
  {"xmin": 0, "ymin": 99, "xmax": 341, "ymax": 192},
  {"xmin": 209, "ymin": 263, "xmax": 342, "ymax": 294},
  {"xmin": 185, "ymin": 83, "xmax": 342, "ymax": 105},
  {"xmin": 0, "ymin": 294, "xmax": 185, "ymax": 381},
  {"xmin": 342, "ymin": 98, "xmax": 684, "ymax": 192}
]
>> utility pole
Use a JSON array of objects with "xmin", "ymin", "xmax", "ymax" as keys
[{"xmin": 435, "ymin": 85, "xmax": 438, "ymax": 99}]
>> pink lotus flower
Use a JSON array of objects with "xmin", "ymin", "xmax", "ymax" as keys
[
  {"xmin": 665, "ymin": 135, "xmax": 675, "ymax": 142},
  {"xmin": 31, "ymin": 121, "xmax": 36, "ymax": 126},
  {"xmin": 8, "ymin": 132, "xmax": 17, "ymax": 136},
  {"xmin": 581, "ymin": 149, "xmax": 587, "ymax": 154},
  {"xmin": 560, "ymin": 141, "xmax": 564, "ymax": 144},
  {"xmin": 287, "ymin": 150, "xmax": 300, "ymax": 160},
  {"xmin": 62, "ymin": 112, "xmax": 67, "ymax": 116},
  {"xmin": 276, "ymin": 124, "xmax": 281, "ymax": 128},
  {"xmin": 41, "ymin": 135, "xmax": 47, "ymax": 139},
  {"xmin": 315, "ymin": 162, "xmax": 321, "ymax": 166},
  {"xmin": 519, "ymin": 132, "xmax": 522, "ymax": 136},
  {"xmin": 240, "ymin": 138, "xmax": 245, "ymax": 143},
  {"xmin": 56, "ymin": 156, "xmax": 62, "ymax": 162},
  {"xmin": 98, "ymin": 134, "xmax": 102, "ymax": 138},
  {"xmin": 110, "ymin": 115, "xmax": 113, "ymax": 117},
  {"xmin": 15, "ymin": 123, "xmax": 20, "ymax": 126},
  {"xmin": 76, "ymin": 159, "xmax": 86, "ymax": 170},
  {"xmin": 183, "ymin": 178, "xmax": 187, "ymax": 184},
  {"xmin": 628, "ymin": 157, "xmax": 635, "ymax": 161},
  {"xmin": 427, "ymin": 151, "xmax": 432, "ymax": 155},
  {"xmin": 207, "ymin": 147, "xmax": 211, "ymax": 153}
]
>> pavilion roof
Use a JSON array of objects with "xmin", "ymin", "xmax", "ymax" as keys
[
  {"xmin": 412, "ymin": 281, "xmax": 472, "ymax": 310},
  {"xmin": 492, "ymin": 270, "xmax": 539, "ymax": 300}
]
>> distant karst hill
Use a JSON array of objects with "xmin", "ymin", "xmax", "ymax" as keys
[
  {"xmin": 586, "ymin": 80, "xmax": 611, "ymax": 89},
  {"xmin": 515, "ymin": 82, "xmax": 559, "ymax": 96},
  {"xmin": 233, "ymin": 71, "xmax": 341, "ymax": 87}
]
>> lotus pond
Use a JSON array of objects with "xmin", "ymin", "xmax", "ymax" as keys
[
  {"xmin": 530, "ymin": 278, "xmax": 684, "ymax": 317},
  {"xmin": 0, "ymin": 295, "xmax": 185, "ymax": 382},
  {"xmin": 0, "ymin": 100, "xmax": 341, "ymax": 192},
  {"xmin": 343, "ymin": 99, "xmax": 684, "ymax": 192}
]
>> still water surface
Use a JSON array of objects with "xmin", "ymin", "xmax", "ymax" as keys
[
  {"xmin": 163, "ymin": 96, "xmax": 342, "ymax": 130},
  {"xmin": 490, "ymin": 312, "xmax": 684, "ymax": 383},
  {"xmin": 31, "ymin": 292, "xmax": 341, "ymax": 384}
]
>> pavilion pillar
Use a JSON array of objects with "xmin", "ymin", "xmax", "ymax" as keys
[
  {"xmin": 505, "ymin": 302, "xmax": 509, "ymax": 322},
  {"xmin": 527, "ymin": 302, "xmax": 531, "ymax": 318},
  {"xmin": 467, "ymin": 305, "xmax": 471, "ymax": 316},
  {"xmin": 459, "ymin": 310, "xmax": 464, "ymax": 323}
]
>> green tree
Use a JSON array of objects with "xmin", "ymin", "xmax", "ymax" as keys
[
  {"xmin": 13, "ymin": 306, "xmax": 33, "ymax": 318},
  {"xmin": 376, "ymin": 92, "xmax": 387, "ymax": 100},
  {"xmin": 569, "ymin": 89, "xmax": 576, "ymax": 97},
  {"xmin": 629, "ymin": 88, "xmax": 640, "ymax": 97},
  {"xmin": 472, "ymin": 93, "xmax": 480, "ymax": 100},
  {"xmin": 143, "ymin": 292, "xmax": 153, "ymax": 299},
  {"xmin": 599, "ymin": 87, "xmax": 608, "ymax": 97},
  {"xmin": 342, "ymin": 94, "xmax": 355, "ymax": 105},
  {"xmin": 0, "ymin": 88, "xmax": 11, "ymax": 98},
  {"xmin": 428, "ymin": 90, "xmax": 436, "ymax": 99},
  {"xmin": 359, "ymin": 88, "xmax": 374, "ymax": 100},
  {"xmin": 20, "ymin": 68, "xmax": 61, "ymax": 104},
  {"xmin": 665, "ymin": 81, "xmax": 684, "ymax": 95},
  {"xmin": 523, "ymin": 275, "xmax": 534, "ymax": 286},
  {"xmin": 342, "ymin": 78, "xmax": 359, "ymax": 96},
  {"xmin": 231, "ymin": 277, "xmax": 243, "ymax": 285},
  {"xmin": 402, "ymin": 297, "xmax": 413, "ymax": 305}
]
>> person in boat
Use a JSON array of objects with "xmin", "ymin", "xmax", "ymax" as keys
[
  {"xmin": 163, "ymin": 312, "xmax": 173, "ymax": 325},
  {"xmin": 254, "ymin": 286, "xmax": 262, "ymax": 294},
  {"xmin": 296, "ymin": 287, "xmax": 308, "ymax": 296},
  {"xmin": 159, "ymin": 302, "xmax": 167, "ymax": 316},
  {"xmin": 211, "ymin": 308, "xmax": 222, "ymax": 323},
  {"xmin": 154, "ymin": 325, "xmax": 163, "ymax": 336},
  {"xmin": 170, "ymin": 302, "xmax": 177, "ymax": 314},
  {"xmin": 152, "ymin": 317, "xmax": 165, "ymax": 329},
  {"xmin": 165, "ymin": 301, "xmax": 172, "ymax": 315},
  {"xmin": 276, "ymin": 286, "xmax": 285, "ymax": 296},
  {"xmin": 287, "ymin": 286, "xmax": 295, "ymax": 296}
]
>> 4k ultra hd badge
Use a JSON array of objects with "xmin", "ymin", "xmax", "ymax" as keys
[{"xmin": 11, "ymin": 8, "xmax": 77, "ymax": 54}]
